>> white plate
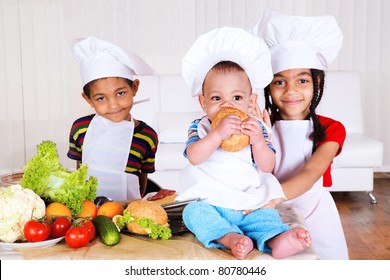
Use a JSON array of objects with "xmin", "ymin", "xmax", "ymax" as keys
[{"xmin": 0, "ymin": 236, "xmax": 64, "ymax": 250}]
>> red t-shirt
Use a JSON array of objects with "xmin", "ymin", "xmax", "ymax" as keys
[{"xmin": 317, "ymin": 115, "xmax": 346, "ymax": 186}]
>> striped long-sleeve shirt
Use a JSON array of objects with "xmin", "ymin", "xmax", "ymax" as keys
[{"xmin": 67, "ymin": 114, "xmax": 158, "ymax": 176}]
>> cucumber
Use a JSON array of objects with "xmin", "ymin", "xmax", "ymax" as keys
[{"xmin": 92, "ymin": 215, "xmax": 120, "ymax": 246}]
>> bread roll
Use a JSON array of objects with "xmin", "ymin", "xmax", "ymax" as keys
[
  {"xmin": 125, "ymin": 200, "xmax": 169, "ymax": 235},
  {"xmin": 211, "ymin": 108, "xmax": 250, "ymax": 152}
]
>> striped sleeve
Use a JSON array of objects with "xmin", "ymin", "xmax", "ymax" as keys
[
  {"xmin": 126, "ymin": 121, "xmax": 158, "ymax": 175},
  {"xmin": 67, "ymin": 114, "xmax": 94, "ymax": 161},
  {"xmin": 259, "ymin": 120, "xmax": 276, "ymax": 153},
  {"xmin": 183, "ymin": 119, "xmax": 202, "ymax": 158}
]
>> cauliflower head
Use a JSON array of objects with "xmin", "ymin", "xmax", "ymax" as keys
[{"xmin": 0, "ymin": 184, "xmax": 46, "ymax": 243}]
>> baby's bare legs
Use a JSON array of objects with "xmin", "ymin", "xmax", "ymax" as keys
[
  {"xmin": 217, "ymin": 233, "xmax": 254, "ymax": 260},
  {"xmin": 267, "ymin": 227, "xmax": 311, "ymax": 259}
]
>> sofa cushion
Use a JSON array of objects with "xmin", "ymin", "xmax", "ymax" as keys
[
  {"xmin": 333, "ymin": 133, "xmax": 383, "ymax": 168},
  {"xmin": 156, "ymin": 111, "xmax": 204, "ymax": 143},
  {"xmin": 156, "ymin": 134, "xmax": 384, "ymax": 170},
  {"xmin": 317, "ymin": 71, "xmax": 363, "ymax": 134},
  {"xmin": 159, "ymin": 75, "xmax": 200, "ymax": 112},
  {"xmin": 155, "ymin": 143, "xmax": 188, "ymax": 170},
  {"xmin": 131, "ymin": 75, "xmax": 161, "ymax": 130}
]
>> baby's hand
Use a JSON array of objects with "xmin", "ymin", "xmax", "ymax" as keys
[
  {"xmin": 241, "ymin": 209, "xmax": 254, "ymax": 215},
  {"xmin": 248, "ymin": 103, "xmax": 272, "ymax": 129},
  {"xmin": 241, "ymin": 206, "xmax": 269, "ymax": 216},
  {"xmin": 241, "ymin": 117, "xmax": 265, "ymax": 145},
  {"xmin": 213, "ymin": 114, "xmax": 243, "ymax": 141}
]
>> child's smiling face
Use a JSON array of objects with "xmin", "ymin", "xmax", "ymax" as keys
[
  {"xmin": 83, "ymin": 77, "xmax": 139, "ymax": 122},
  {"xmin": 268, "ymin": 68, "xmax": 314, "ymax": 120},
  {"xmin": 199, "ymin": 68, "xmax": 255, "ymax": 121}
]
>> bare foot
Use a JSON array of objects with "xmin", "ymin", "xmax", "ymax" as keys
[
  {"xmin": 217, "ymin": 233, "xmax": 254, "ymax": 260},
  {"xmin": 267, "ymin": 227, "xmax": 311, "ymax": 259}
]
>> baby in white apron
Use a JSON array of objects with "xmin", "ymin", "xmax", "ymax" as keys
[
  {"xmin": 177, "ymin": 116, "xmax": 311, "ymax": 259},
  {"xmin": 67, "ymin": 36, "xmax": 157, "ymax": 202},
  {"xmin": 251, "ymin": 9, "xmax": 349, "ymax": 259},
  {"xmin": 178, "ymin": 27, "xmax": 312, "ymax": 259}
]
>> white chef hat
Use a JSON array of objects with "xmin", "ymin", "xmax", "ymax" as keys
[
  {"xmin": 182, "ymin": 27, "xmax": 273, "ymax": 97},
  {"xmin": 72, "ymin": 36, "xmax": 153, "ymax": 87},
  {"xmin": 251, "ymin": 8, "xmax": 343, "ymax": 74}
]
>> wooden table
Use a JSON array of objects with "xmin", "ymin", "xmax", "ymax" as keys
[{"xmin": 1, "ymin": 205, "xmax": 318, "ymax": 260}]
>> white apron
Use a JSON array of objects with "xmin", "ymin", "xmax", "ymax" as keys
[
  {"xmin": 272, "ymin": 120, "xmax": 348, "ymax": 260},
  {"xmin": 176, "ymin": 117, "xmax": 285, "ymax": 210},
  {"xmin": 82, "ymin": 114, "xmax": 140, "ymax": 201}
]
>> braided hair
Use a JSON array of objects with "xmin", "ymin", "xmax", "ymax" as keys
[{"xmin": 264, "ymin": 69, "xmax": 326, "ymax": 154}]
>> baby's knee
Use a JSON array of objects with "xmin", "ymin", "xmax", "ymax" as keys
[{"xmin": 183, "ymin": 201, "xmax": 209, "ymax": 221}]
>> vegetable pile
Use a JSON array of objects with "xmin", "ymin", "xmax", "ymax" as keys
[
  {"xmin": 20, "ymin": 140, "xmax": 98, "ymax": 216},
  {"xmin": 0, "ymin": 184, "xmax": 46, "ymax": 243}
]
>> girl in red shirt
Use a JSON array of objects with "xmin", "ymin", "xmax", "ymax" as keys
[{"xmin": 250, "ymin": 9, "xmax": 349, "ymax": 259}]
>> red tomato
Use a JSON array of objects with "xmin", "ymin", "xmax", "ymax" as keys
[
  {"xmin": 24, "ymin": 220, "xmax": 51, "ymax": 242},
  {"xmin": 50, "ymin": 217, "xmax": 71, "ymax": 238},
  {"xmin": 81, "ymin": 220, "xmax": 96, "ymax": 241},
  {"xmin": 65, "ymin": 226, "xmax": 89, "ymax": 248}
]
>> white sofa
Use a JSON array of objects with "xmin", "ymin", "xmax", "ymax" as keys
[{"xmin": 132, "ymin": 71, "xmax": 383, "ymax": 203}]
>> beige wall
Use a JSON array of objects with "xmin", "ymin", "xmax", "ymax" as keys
[{"xmin": 0, "ymin": 0, "xmax": 388, "ymax": 171}]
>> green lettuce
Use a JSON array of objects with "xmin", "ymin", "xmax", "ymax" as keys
[
  {"xmin": 20, "ymin": 140, "xmax": 97, "ymax": 216},
  {"xmin": 117, "ymin": 209, "xmax": 172, "ymax": 240}
]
